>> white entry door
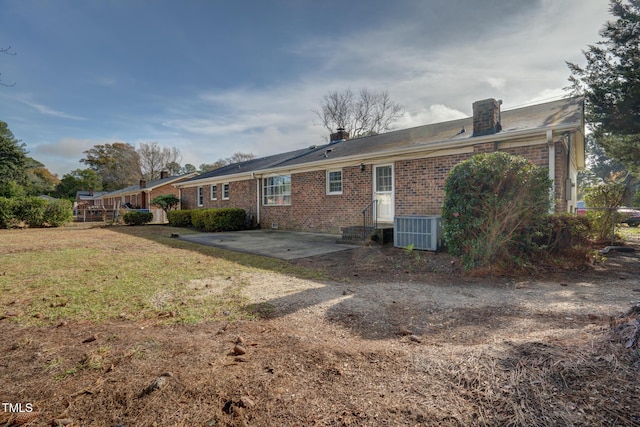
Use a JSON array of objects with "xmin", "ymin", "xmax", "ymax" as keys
[{"xmin": 374, "ymin": 164, "xmax": 394, "ymax": 222}]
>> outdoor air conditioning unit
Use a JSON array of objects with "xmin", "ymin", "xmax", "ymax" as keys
[{"xmin": 394, "ymin": 216, "xmax": 442, "ymax": 251}]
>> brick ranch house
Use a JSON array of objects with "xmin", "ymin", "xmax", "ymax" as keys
[
  {"xmin": 97, "ymin": 171, "xmax": 197, "ymax": 222},
  {"xmin": 174, "ymin": 97, "xmax": 585, "ymax": 235}
]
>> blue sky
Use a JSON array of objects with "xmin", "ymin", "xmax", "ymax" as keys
[{"xmin": 0, "ymin": 0, "xmax": 611, "ymax": 177}]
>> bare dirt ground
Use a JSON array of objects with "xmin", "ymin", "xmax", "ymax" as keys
[{"xmin": 2, "ymin": 237, "xmax": 640, "ymax": 426}]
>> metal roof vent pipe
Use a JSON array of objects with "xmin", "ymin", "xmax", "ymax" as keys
[{"xmin": 329, "ymin": 127, "xmax": 350, "ymax": 144}]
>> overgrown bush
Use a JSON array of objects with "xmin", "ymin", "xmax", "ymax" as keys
[
  {"xmin": 442, "ymin": 152, "xmax": 552, "ymax": 270},
  {"xmin": 0, "ymin": 197, "xmax": 17, "ymax": 228},
  {"xmin": 44, "ymin": 199, "xmax": 73, "ymax": 227},
  {"xmin": 167, "ymin": 209, "xmax": 193, "ymax": 227},
  {"xmin": 584, "ymin": 182, "xmax": 627, "ymax": 241},
  {"xmin": 540, "ymin": 214, "xmax": 593, "ymax": 253},
  {"xmin": 122, "ymin": 211, "xmax": 153, "ymax": 226},
  {"xmin": 191, "ymin": 208, "xmax": 246, "ymax": 232},
  {"xmin": 14, "ymin": 197, "xmax": 48, "ymax": 228},
  {"xmin": 0, "ymin": 197, "xmax": 73, "ymax": 228}
]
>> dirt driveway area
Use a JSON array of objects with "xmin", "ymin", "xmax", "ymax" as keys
[{"xmin": 2, "ymin": 229, "xmax": 640, "ymax": 426}]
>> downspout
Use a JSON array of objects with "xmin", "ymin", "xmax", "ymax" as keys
[
  {"xmin": 547, "ymin": 129, "xmax": 555, "ymax": 213},
  {"xmin": 254, "ymin": 174, "xmax": 260, "ymax": 225},
  {"xmin": 565, "ymin": 133, "xmax": 573, "ymax": 212}
]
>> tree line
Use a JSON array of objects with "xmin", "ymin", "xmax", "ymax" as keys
[{"xmin": 0, "ymin": 124, "xmax": 257, "ymax": 201}]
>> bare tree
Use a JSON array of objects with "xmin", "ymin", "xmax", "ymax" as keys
[
  {"xmin": 226, "ymin": 152, "xmax": 256, "ymax": 164},
  {"xmin": 137, "ymin": 142, "xmax": 182, "ymax": 180},
  {"xmin": 314, "ymin": 88, "xmax": 404, "ymax": 138},
  {"xmin": 199, "ymin": 152, "xmax": 256, "ymax": 174},
  {"xmin": 1, "ymin": 46, "xmax": 16, "ymax": 87}
]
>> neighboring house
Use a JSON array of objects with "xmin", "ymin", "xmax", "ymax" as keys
[
  {"xmin": 97, "ymin": 171, "xmax": 197, "ymax": 222},
  {"xmin": 75, "ymin": 189, "xmax": 108, "ymax": 209},
  {"xmin": 174, "ymin": 97, "xmax": 585, "ymax": 235}
]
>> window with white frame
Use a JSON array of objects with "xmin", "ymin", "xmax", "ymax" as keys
[
  {"xmin": 263, "ymin": 175, "xmax": 291, "ymax": 206},
  {"xmin": 197, "ymin": 186, "xmax": 203, "ymax": 206},
  {"xmin": 326, "ymin": 169, "xmax": 343, "ymax": 195},
  {"xmin": 211, "ymin": 184, "xmax": 217, "ymax": 200},
  {"xmin": 222, "ymin": 183, "xmax": 230, "ymax": 200}
]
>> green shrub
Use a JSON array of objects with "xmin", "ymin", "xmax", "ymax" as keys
[
  {"xmin": 44, "ymin": 199, "xmax": 73, "ymax": 227},
  {"xmin": 0, "ymin": 197, "xmax": 18, "ymax": 229},
  {"xmin": 584, "ymin": 183, "xmax": 627, "ymax": 241},
  {"xmin": 151, "ymin": 194, "xmax": 181, "ymax": 215},
  {"xmin": 442, "ymin": 152, "xmax": 552, "ymax": 269},
  {"xmin": 190, "ymin": 209, "xmax": 206, "ymax": 230},
  {"xmin": 0, "ymin": 197, "xmax": 74, "ymax": 228},
  {"xmin": 167, "ymin": 209, "xmax": 193, "ymax": 227},
  {"xmin": 191, "ymin": 208, "xmax": 246, "ymax": 232},
  {"xmin": 122, "ymin": 211, "xmax": 153, "ymax": 225},
  {"xmin": 15, "ymin": 197, "xmax": 48, "ymax": 228}
]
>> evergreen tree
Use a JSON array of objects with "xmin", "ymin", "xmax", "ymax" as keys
[
  {"xmin": 0, "ymin": 120, "xmax": 28, "ymax": 197},
  {"xmin": 567, "ymin": 0, "xmax": 640, "ymax": 172}
]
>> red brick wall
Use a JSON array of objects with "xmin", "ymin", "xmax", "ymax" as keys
[
  {"xmin": 180, "ymin": 181, "xmax": 258, "ymax": 223},
  {"xmin": 500, "ymin": 142, "xmax": 567, "ymax": 211},
  {"xmin": 554, "ymin": 141, "xmax": 569, "ymax": 212},
  {"xmin": 181, "ymin": 139, "xmax": 570, "ymax": 233},
  {"xmin": 500, "ymin": 144, "xmax": 547, "ymax": 168},
  {"xmin": 261, "ymin": 166, "xmax": 372, "ymax": 233},
  {"xmin": 395, "ymin": 153, "xmax": 474, "ymax": 216},
  {"xmin": 147, "ymin": 182, "xmax": 182, "ymax": 209}
]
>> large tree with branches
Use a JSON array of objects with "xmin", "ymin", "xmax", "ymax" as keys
[
  {"xmin": 567, "ymin": 0, "xmax": 640, "ymax": 173},
  {"xmin": 313, "ymin": 88, "xmax": 404, "ymax": 139},
  {"xmin": 80, "ymin": 142, "xmax": 141, "ymax": 191},
  {"xmin": 137, "ymin": 142, "xmax": 182, "ymax": 180}
]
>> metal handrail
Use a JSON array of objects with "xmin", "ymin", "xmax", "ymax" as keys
[{"xmin": 362, "ymin": 199, "xmax": 377, "ymax": 240}]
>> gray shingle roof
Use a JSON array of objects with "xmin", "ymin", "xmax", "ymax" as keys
[
  {"xmin": 182, "ymin": 96, "xmax": 583, "ymax": 183},
  {"xmin": 100, "ymin": 173, "xmax": 196, "ymax": 197}
]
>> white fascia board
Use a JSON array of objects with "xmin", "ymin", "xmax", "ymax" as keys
[
  {"xmin": 176, "ymin": 124, "xmax": 582, "ymax": 187},
  {"xmin": 173, "ymin": 172, "xmax": 255, "ymax": 188}
]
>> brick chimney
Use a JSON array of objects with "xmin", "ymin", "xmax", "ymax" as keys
[
  {"xmin": 160, "ymin": 169, "xmax": 169, "ymax": 179},
  {"xmin": 472, "ymin": 98, "xmax": 502, "ymax": 137},
  {"xmin": 329, "ymin": 127, "xmax": 349, "ymax": 143},
  {"xmin": 89, "ymin": 188, "xmax": 94, "ymax": 197},
  {"xmin": 140, "ymin": 179, "xmax": 147, "ymax": 189}
]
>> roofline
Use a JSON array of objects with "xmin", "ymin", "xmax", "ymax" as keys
[
  {"xmin": 175, "ymin": 123, "xmax": 582, "ymax": 188},
  {"xmin": 100, "ymin": 173, "xmax": 198, "ymax": 198}
]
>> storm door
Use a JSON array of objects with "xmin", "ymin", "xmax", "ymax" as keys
[{"xmin": 373, "ymin": 164, "xmax": 394, "ymax": 222}]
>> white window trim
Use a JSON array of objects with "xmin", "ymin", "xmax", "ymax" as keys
[
  {"xmin": 326, "ymin": 169, "xmax": 343, "ymax": 195},
  {"xmin": 222, "ymin": 183, "xmax": 230, "ymax": 200},
  {"xmin": 197, "ymin": 186, "xmax": 203, "ymax": 207},
  {"xmin": 262, "ymin": 175, "xmax": 292, "ymax": 206},
  {"xmin": 211, "ymin": 184, "xmax": 217, "ymax": 200}
]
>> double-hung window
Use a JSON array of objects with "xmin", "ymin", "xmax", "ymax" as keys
[
  {"xmin": 263, "ymin": 175, "xmax": 291, "ymax": 206},
  {"xmin": 211, "ymin": 184, "xmax": 217, "ymax": 200},
  {"xmin": 326, "ymin": 169, "xmax": 342, "ymax": 195},
  {"xmin": 197, "ymin": 186, "xmax": 204, "ymax": 206},
  {"xmin": 222, "ymin": 183, "xmax": 230, "ymax": 200}
]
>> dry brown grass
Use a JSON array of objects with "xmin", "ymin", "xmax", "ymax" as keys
[{"xmin": 1, "ymin": 224, "xmax": 639, "ymax": 426}]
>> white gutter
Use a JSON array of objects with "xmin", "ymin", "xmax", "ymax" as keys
[{"xmin": 547, "ymin": 129, "xmax": 555, "ymax": 213}]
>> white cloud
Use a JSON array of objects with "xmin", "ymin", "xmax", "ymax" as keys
[
  {"xmin": 17, "ymin": 96, "xmax": 85, "ymax": 121},
  {"xmin": 30, "ymin": 138, "xmax": 111, "ymax": 176}
]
